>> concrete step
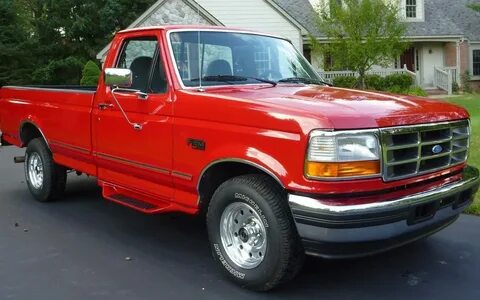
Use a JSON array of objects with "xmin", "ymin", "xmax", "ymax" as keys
[{"xmin": 426, "ymin": 88, "xmax": 448, "ymax": 96}]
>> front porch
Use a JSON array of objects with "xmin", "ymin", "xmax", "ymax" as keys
[{"xmin": 313, "ymin": 40, "xmax": 463, "ymax": 95}]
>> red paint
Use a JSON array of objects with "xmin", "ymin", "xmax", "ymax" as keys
[{"xmin": 0, "ymin": 26, "xmax": 470, "ymax": 214}]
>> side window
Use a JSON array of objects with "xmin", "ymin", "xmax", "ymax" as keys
[{"xmin": 116, "ymin": 37, "xmax": 167, "ymax": 94}]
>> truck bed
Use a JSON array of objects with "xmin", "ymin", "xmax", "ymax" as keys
[{"xmin": 0, "ymin": 85, "xmax": 96, "ymax": 174}]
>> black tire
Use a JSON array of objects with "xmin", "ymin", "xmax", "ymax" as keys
[
  {"xmin": 207, "ymin": 174, "xmax": 304, "ymax": 291},
  {"xmin": 24, "ymin": 138, "xmax": 67, "ymax": 202}
]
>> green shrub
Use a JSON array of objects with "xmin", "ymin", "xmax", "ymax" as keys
[
  {"xmin": 461, "ymin": 71, "xmax": 472, "ymax": 93},
  {"xmin": 386, "ymin": 86, "xmax": 403, "ymax": 94},
  {"xmin": 32, "ymin": 57, "xmax": 84, "ymax": 85},
  {"xmin": 405, "ymin": 86, "xmax": 428, "ymax": 97},
  {"xmin": 452, "ymin": 81, "xmax": 460, "ymax": 94},
  {"xmin": 332, "ymin": 76, "xmax": 358, "ymax": 88},
  {"xmin": 384, "ymin": 73, "xmax": 413, "ymax": 90},
  {"xmin": 80, "ymin": 60, "xmax": 101, "ymax": 86},
  {"xmin": 365, "ymin": 74, "xmax": 385, "ymax": 90},
  {"xmin": 386, "ymin": 86, "xmax": 428, "ymax": 97}
]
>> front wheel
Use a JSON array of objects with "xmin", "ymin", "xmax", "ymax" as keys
[
  {"xmin": 25, "ymin": 138, "xmax": 67, "ymax": 202},
  {"xmin": 207, "ymin": 174, "xmax": 304, "ymax": 291}
]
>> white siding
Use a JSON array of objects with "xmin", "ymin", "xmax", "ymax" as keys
[{"xmin": 194, "ymin": 0, "xmax": 303, "ymax": 51}]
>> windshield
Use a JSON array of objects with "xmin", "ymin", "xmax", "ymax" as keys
[{"xmin": 169, "ymin": 31, "xmax": 322, "ymax": 87}]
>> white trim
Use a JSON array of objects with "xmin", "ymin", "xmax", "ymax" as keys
[{"xmin": 401, "ymin": 0, "xmax": 425, "ymax": 22}]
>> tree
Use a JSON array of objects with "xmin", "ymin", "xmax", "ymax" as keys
[
  {"xmin": 0, "ymin": 0, "xmax": 33, "ymax": 86},
  {"xmin": 80, "ymin": 60, "xmax": 101, "ymax": 86},
  {"xmin": 3, "ymin": 0, "xmax": 156, "ymax": 85},
  {"xmin": 312, "ymin": 0, "xmax": 409, "ymax": 88},
  {"xmin": 468, "ymin": 3, "xmax": 480, "ymax": 12}
]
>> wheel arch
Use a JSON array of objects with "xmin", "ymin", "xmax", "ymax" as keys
[
  {"xmin": 19, "ymin": 120, "xmax": 50, "ymax": 150},
  {"xmin": 197, "ymin": 158, "xmax": 285, "ymax": 213}
]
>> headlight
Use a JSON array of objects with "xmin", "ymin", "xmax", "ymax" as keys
[{"xmin": 305, "ymin": 130, "xmax": 381, "ymax": 179}]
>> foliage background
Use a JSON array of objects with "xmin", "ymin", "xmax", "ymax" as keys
[{"xmin": 0, "ymin": 0, "xmax": 156, "ymax": 86}]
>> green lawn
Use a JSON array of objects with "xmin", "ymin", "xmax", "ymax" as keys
[{"xmin": 446, "ymin": 94, "xmax": 480, "ymax": 215}]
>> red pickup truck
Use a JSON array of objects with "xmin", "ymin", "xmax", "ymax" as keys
[{"xmin": 0, "ymin": 25, "xmax": 478, "ymax": 291}]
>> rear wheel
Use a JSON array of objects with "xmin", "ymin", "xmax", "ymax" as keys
[
  {"xmin": 207, "ymin": 174, "xmax": 304, "ymax": 291},
  {"xmin": 25, "ymin": 138, "xmax": 67, "ymax": 202}
]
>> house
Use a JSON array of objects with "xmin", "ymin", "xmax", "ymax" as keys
[{"xmin": 97, "ymin": 0, "xmax": 480, "ymax": 92}]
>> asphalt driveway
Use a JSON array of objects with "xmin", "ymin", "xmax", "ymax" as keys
[{"xmin": 0, "ymin": 146, "xmax": 479, "ymax": 299}]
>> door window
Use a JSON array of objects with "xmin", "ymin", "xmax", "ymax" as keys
[{"xmin": 116, "ymin": 37, "xmax": 167, "ymax": 93}]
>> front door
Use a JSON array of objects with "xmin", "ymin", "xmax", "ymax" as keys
[
  {"xmin": 93, "ymin": 35, "xmax": 173, "ymax": 202},
  {"xmin": 400, "ymin": 47, "xmax": 416, "ymax": 72}
]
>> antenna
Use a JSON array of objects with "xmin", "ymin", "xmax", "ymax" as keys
[{"xmin": 196, "ymin": 4, "xmax": 204, "ymax": 92}]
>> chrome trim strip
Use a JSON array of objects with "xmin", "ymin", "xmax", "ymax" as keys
[
  {"xmin": 172, "ymin": 171, "xmax": 193, "ymax": 181},
  {"xmin": 4, "ymin": 86, "xmax": 95, "ymax": 94},
  {"xmin": 49, "ymin": 140, "xmax": 91, "ymax": 154},
  {"xmin": 19, "ymin": 120, "xmax": 51, "ymax": 151},
  {"xmin": 289, "ymin": 166, "xmax": 479, "ymax": 215},
  {"xmin": 197, "ymin": 158, "xmax": 284, "ymax": 193},
  {"xmin": 95, "ymin": 152, "xmax": 170, "ymax": 175}
]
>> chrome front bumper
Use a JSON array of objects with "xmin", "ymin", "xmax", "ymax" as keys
[{"xmin": 289, "ymin": 166, "xmax": 480, "ymax": 258}]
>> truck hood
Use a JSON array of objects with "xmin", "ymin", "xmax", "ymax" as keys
[{"xmin": 202, "ymin": 85, "xmax": 469, "ymax": 129}]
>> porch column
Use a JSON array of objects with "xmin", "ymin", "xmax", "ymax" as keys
[{"xmin": 456, "ymin": 41, "xmax": 461, "ymax": 83}]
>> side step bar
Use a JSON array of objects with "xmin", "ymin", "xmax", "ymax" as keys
[
  {"xmin": 102, "ymin": 184, "xmax": 172, "ymax": 214},
  {"xmin": 108, "ymin": 194, "xmax": 158, "ymax": 211}
]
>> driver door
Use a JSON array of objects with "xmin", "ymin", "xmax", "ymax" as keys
[{"xmin": 93, "ymin": 35, "xmax": 174, "ymax": 202}]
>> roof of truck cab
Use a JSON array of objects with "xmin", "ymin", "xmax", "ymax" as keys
[{"xmin": 118, "ymin": 25, "xmax": 286, "ymax": 40}]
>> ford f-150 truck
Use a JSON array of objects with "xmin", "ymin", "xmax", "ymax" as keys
[{"xmin": 0, "ymin": 25, "xmax": 479, "ymax": 291}]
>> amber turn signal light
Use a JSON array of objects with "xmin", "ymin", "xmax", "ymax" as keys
[{"xmin": 305, "ymin": 160, "xmax": 380, "ymax": 178}]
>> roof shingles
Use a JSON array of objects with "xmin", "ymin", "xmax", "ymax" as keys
[{"xmin": 272, "ymin": 0, "xmax": 480, "ymax": 40}]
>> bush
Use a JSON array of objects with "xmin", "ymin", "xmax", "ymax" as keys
[
  {"xmin": 332, "ymin": 76, "xmax": 358, "ymax": 88},
  {"xmin": 452, "ymin": 81, "xmax": 460, "ymax": 94},
  {"xmin": 405, "ymin": 86, "xmax": 428, "ymax": 97},
  {"xmin": 80, "ymin": 60, "xmax": 101, "ymax": 86},
  {"xmin": 365, "ymin": 74, "xmax": 385, "ymax": 90},
  {"xmin": 384, "ymin": 73, "xmax": 413, "ymax": 90},
  {"xmin": 386, "ymin": 86, "xmax": 427, "ymax": 97},
  {"xmin": 32, "ymin": 57, "xmax": 84, "ymax": 85},
  {"xmin": 461, "ymin": 71, "xmax": 472, "ymax": 93}
]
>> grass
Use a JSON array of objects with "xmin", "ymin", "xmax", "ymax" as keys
[{"xmin": 445, "ymin": 94, "xmax": 480, "ymax": 215}]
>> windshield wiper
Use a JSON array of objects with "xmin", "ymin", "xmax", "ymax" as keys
[
  {"xmin": 191, "ymin": 75, "xmax": 277, "ymax": 87},
  {"xmin": 277, "ymin": 77, "xmax": 331, "ymax": 86}
]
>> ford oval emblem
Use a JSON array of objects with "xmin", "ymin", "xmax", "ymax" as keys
[{"xmin": 432, "ymin": 145, "xmax": 443, "ymax": 154}]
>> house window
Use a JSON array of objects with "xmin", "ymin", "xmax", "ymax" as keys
[
  {"xmin": 473, "ymin": 50, "xmax": 480, "ymax": 76},
  {"xmin": 406, "ymin": 0, "xmax": 417, "ymax": 18}
]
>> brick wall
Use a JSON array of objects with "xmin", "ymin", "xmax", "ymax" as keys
[
  {"xmin": 459, "ymin": 41, "xmax": 469, "ymax": 76},
  {"xmin": 444, "ymin": 42, "xmax": 457, "ymax": 67}
]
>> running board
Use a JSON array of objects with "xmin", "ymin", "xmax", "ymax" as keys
[{"xmin": 102, "ymin": 184, "xmax": 171, "ymax": 214}]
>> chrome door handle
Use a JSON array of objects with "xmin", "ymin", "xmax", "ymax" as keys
[{"xmin": 98, "ymin": 103, "xmax": 114, "ymax": 110}]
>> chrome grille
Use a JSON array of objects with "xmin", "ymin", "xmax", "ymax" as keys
[{"xmin": 381, "ymin": 120, "xmax": 470, "ymax": 181}]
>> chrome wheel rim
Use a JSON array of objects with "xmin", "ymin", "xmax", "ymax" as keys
[
  {"xmin": 27, "ymin": 153, "xmax": 44, "ymax": 189},
  {"xmin": 220, "ymin": 202, "xmax": 267, "ymax": 269}
]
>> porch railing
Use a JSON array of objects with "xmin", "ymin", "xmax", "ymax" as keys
[
  {"xmin": 443, "ymin": 66, "xmax": 458, "ymax": 84},
  {"xmin": 317, "ymin": 64, "xmax": 419, "ymax": 86},
  {"xmin": 433, "ymin": 66, "xmax": 453, "ymax": 95}
]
